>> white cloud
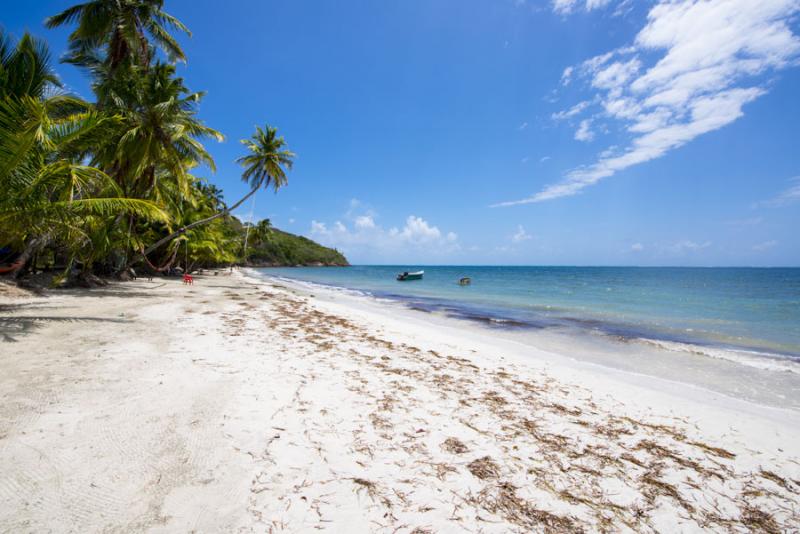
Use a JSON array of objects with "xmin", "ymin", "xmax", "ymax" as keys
[
  {"xmin": 540, "ymin": 156, "xmax": 551, "ymax": 163},
  {"xmin": 622, "ymin": 238, "xmax": 719, "ymax": 257},
  {"xmin": 310, "ymin": 220, "xmax": 328, "ymax": 234},
  {"xmin": 310, "ymin": 212, "xmax": 460, "ymax": 262},
  {"xmin": 586, "ymin": 0, "xmax": 612, "ymax": 9},
  {"xmin": 561, "ymin": 66, "xmax": 574, "ymax": 86},
  {"xmin": 551, "ymin": 100, "xmax": 590, "ymax": 120},
  {"xmin": 345, "ymin": 198, "xmax": 366, "ymax": 218},
  {"xmin": 574, "ymin": 119, "xmax": 595, "ymax": 142},
  {"xmin": 389, "ymin": 215, "xmax": 448, "ymax": 243},
  {"xmin": 753, "ymin": 240, "xmax": 778, "ymax": 251},
  {"xmin": 511, "ymin": 225, "xmax": 533, "ymax": 242},
  {"xmin": 756, "ymin": 176, "xmax": 800, "ymax": 207},
  {"xmin": 553, "ymin": 0, "xmax": 611, "ymax": 15},
  {"xmin": 612, "ymin": 0, "xmax": 635, "ymax": 17},
  {"xmin": 598, "ymin": 145, "xmax": 618, "ymax": 158},
  {"xmin": 553, "ymin": 0, "xmax": 578, "ymax": 14},
  {"xmin": 582, "ymin": 51, "xmax": 616, "ymax": 73},
  {"xmin": 666, "ymin": 240, "xmax": 711, "ymax": 254},
  {"xmin": 498, "ymin": 0, "xmax": 800, "ymax": 206},
  {"xmin": 726, "ymin": 216, "xmax": 763, "ymax": 226},
  {"xmin": 288, "ymin": 218, "xmax": 295, "ymax": 224},
  {"xmin": 592, "ymin": 58, "xmax": 641, "ymax": 93},
  {"xmin": 518, "ymin": 121, "xmax": 529, "ymax": 130},
  {"xmin": 521, "ymin": 156, "xmax": 530, "ymax": 164},
  {"xmin": 354, "ymin": 215, "xmax": 375, "ymax": 229}
]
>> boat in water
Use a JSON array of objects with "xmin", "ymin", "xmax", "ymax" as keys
[{"xmin": 397, "ymin": 270, "xmax": 424, "ymax": 281}]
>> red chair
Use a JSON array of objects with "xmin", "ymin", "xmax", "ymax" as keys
[{"xmin": 183, "ymin": 274, "xmax": 194, "ymax": 285}]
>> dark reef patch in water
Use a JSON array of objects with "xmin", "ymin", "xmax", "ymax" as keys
[{"xmin": 378, "ymin": 291, "xmax": 800, "ymax": 361}]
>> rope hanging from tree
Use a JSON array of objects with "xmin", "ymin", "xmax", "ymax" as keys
[
  {"xmin": 138, "ymin": 241, "xmax": 180, "ymax": 272},
  {"xmin": 242, "ymin": 193, "xmax": 257, "ymax": 260}
]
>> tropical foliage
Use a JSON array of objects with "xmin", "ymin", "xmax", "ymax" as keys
[
  {"xmin": 244, "ymin": 227, "xmax": 348, "ymax": 267},
  {"xmin": 1, "ymin": 1, "xmax": 341, "ymax": 284},
  {"xmin": 0, "ymin": 29, "xmax": 168, "ymax": 280}
]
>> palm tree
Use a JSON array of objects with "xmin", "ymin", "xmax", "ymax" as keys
[
  {"xmin": 0, "ymin": 30, "xmax": 168, "ymax": 277},
  {"xmin": 254, "ymin": 219, "xmax": 273, "ymax": 241},
  {"xmin": 0, "ymin": 32, "xmax": 60, "ymax": 100},
  {"xmin": 45, "ymin": 0, "xmax": 190, "ymax": 70},
  {"xmin": 45, "ymin": 3, "xmax": 225, "ymax": 273},
  {"xmin": 75, "ymin": 62, "xmax": 222, "ymax": 270},
  {"xmin": 237, "ymin": 126, "xmax": 294, "ymax": 195},
  {"xmin": 4, "ymin": 6, "xmax": 302, "ymax": 278},
  {"xmin": 179, "ymin": 180, "xmax": 239, "ymax": 272},
  {"xmin": 93, "ymin": 63, "xmax": 222, "ymax": 197},
  {"xmin": 135, "ymin": 125, "xmax": 295, "ymax": 260}
]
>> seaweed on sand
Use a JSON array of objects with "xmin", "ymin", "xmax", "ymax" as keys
[
  {"xmin": 467, "ymin": 456, "xmax": 501, "ymax": 480},
  {"xmin": 469, "ymin": 481, "xmax": 583, "ymax": 533},
  {"xmin": 441, "ymin": 437, "xmax": 469, "ymax": 454}
]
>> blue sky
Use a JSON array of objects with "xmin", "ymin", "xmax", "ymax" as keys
[{"xmin": 5, "ymin": 0, "xmax": 800, "ymax": 266}]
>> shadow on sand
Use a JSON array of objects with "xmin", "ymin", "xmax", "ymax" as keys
[{"xmin": 0, "ymin": 301, "xmax": 129, "ymax": 343}]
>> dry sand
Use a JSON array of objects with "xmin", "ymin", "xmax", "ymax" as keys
[{"xmin": 1, "ymin": 271, "xmax": 799, "ymax": 532}]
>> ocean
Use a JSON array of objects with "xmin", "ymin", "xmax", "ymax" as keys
[{"xmin": 256, "ymin": 266, "xmax": 800, "ymax": 374}]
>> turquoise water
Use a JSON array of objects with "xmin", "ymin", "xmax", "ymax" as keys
[{"xmin": 257, "ymin": 266, "xmax": 800, "ymax": 363}]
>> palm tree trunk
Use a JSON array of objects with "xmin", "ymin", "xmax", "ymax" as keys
[
  {"xmin": 126, "ymin": 186, "xmax": 259, "ymax": 270},
  {"xmin": 10, "ymin": 234, "xmax": 49, "ymax": 278}
]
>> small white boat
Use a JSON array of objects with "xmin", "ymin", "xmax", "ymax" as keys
[{"xmin": 397, "ymin": 270, "xmax": 424, "ymax": 281}]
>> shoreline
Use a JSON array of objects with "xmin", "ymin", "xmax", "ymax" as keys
[
  {"xmin": 259, "ymin": 267, "xmax": 800, "ymax": 365},
  {"xmin": 2, "ymin": 271, "xmax": 799, "ymax": 531},
  {"xmin": 256, "ymin": 270, "xmax": 800, "ymax": 422},
  {"xmin": 261, "ymin": 269, "xmax": 800, "ymax": 411}
]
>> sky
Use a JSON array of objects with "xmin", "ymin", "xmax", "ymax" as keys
[{"xmin": 4, "ymin": 0, "xmax": 800, "ymax": 266}]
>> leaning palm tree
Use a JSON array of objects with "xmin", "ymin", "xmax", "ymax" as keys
[
  {"xmin": 135, "ymin": 125, "xmax": 295, "ymax": 260},
  {"xmin": 45, "ymin": 0, "xmax": 190, "ymax": 70},
  {"xmin": 237, "ymin": 126, "xmax": 294, "ymax": 196}
]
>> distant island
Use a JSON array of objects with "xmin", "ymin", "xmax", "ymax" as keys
[{"xmin": 232, "ymin": 219, "xmax": 348, "ymax": 268}]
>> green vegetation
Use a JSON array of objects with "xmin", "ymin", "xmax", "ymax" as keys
[
  {"xmin": 0, "ymin": 0, "xmax": 346, "ymax": 284},
  {"xmin": 242, "ymin": 220, "xmax": 348, "ymax": 267}
]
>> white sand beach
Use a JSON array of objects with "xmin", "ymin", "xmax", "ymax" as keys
[{"xmin": 2, "ymin": 271, "xmax": 799, "ymax": 532}]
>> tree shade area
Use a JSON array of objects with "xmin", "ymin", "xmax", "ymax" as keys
[{"xmin": 0, "ymin": 0, "xmax": 345, "ymax": 286}]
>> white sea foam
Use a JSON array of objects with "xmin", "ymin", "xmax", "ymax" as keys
[
  {"xmin": 267, "ymin": 274, "xmax": 373, "ymax": 299},
  {"xmin": 638, "ymin": 338, "xmax": 800, "ymax": 375}
]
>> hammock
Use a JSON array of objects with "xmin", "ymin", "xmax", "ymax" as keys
[
  {"xmin": 0, "ymin": 259, "xmax": 24, "ymax": 274},
  {"xmin": 138, "ymin": 242, "xmax": 180, "ymax": 272}
]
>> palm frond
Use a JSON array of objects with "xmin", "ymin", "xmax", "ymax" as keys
[{"xmin": 44, "ymin": 3, "xmax": 88, "ymax": 29}]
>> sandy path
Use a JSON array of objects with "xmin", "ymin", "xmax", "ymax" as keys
[{"xmin": 1, "ymin": 273, "xmax": 799, "ymax": 532}]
